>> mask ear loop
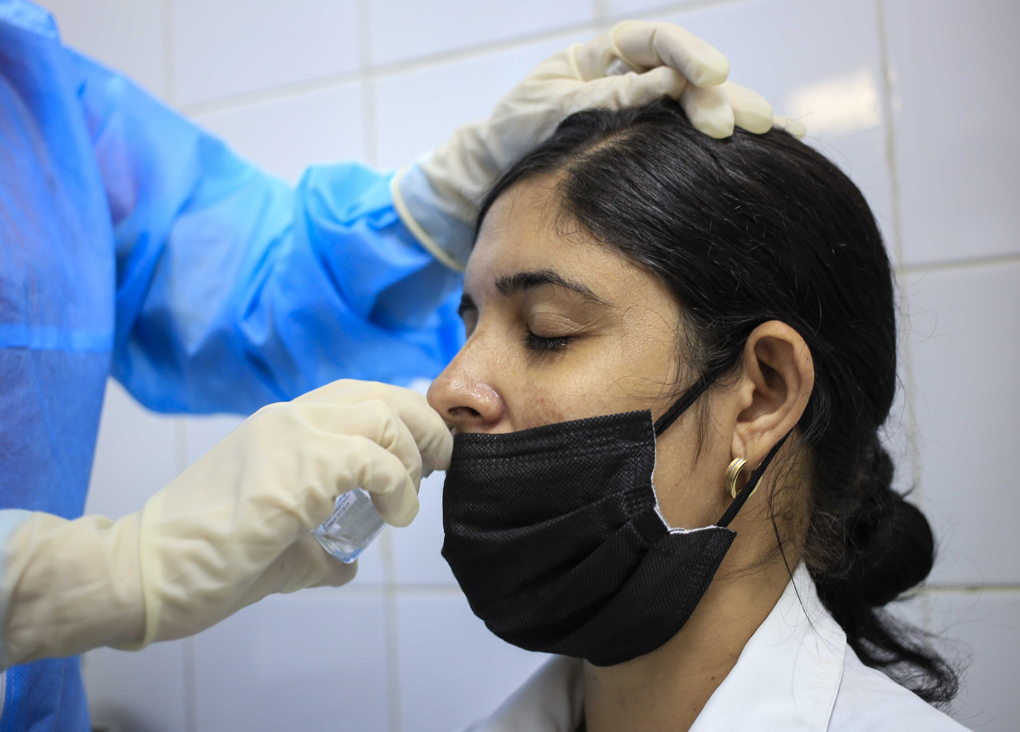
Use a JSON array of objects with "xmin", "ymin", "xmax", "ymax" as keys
[
  {"xmin": 653, "ymin": 366, "xmax": 727, "ymax": 437},
  {"xmin": 716, "ymin": 432, "xmax": 790, "ymax": 528}
]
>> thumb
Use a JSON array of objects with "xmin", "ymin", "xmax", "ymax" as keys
[{"xmin": 249, "ymin": 534, "xmax": 358, "ymax": 601}]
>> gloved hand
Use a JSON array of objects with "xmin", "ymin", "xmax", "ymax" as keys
[
  {"xmin": 0, "ymin": 381, "xmax": 452, "ymax": 668},
  {"xmin": 392, "ymin": 20, "xmax": 806, "ymax": 271}
]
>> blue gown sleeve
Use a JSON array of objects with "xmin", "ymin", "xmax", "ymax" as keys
[{"xmin": 70, "ymin": 52, "xmax": 465, "ymax": 415}]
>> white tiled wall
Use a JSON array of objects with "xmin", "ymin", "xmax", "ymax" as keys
[
  {"xmin": 367, "ymin": 0, "xmax": 592, "ymax": 66},
  {"xmin": 44, "ymin": 0, "xmax": 1016, "ymax": 729},
  {"xmin": 907, "ymin": 262, "xmax": 1020, "ymax": 587},
  {"xmin": 192, "ymin": 591, "xmax": 391, "ymax": 731},
  {"xmin": 396, "ymin": 593, "xmax": 547, "ymax": 732},
  {"xmin": 172, "ymin": 0, "xmax": 361, "ymax": 106},
  {"xmin": 884, "ymin": 0, "xmax": 1020, "ymax": 266},
  {"xmin": 193, "ymin": 82, "xmax": 368, "ymax": 184}
]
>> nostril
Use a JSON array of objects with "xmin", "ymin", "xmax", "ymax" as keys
[{"xmin": 447, "ymin": 405, "xmax": 483, "ymax": 420}]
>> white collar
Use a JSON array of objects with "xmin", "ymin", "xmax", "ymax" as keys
[{"xmin": 467, "ymin": 564, "xmax": 846, "ymax": 732}]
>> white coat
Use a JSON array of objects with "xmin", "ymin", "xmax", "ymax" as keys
[{"xmin": 464, "ymin": 564, "xmax": 966, "ymax": 731}]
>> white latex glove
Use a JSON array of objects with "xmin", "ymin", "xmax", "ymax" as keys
[
  {"xmin": 0, "ymin": 381, "xmax": 451, "ymax": 668},
  {"xmin": 393, "ymin": 20, "xmax": 805, "ymax": 272}
]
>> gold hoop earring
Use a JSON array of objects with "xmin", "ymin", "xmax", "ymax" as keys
[{"xmin": 725, "ymin": 458, "xmax": 747, "ymax": 500}]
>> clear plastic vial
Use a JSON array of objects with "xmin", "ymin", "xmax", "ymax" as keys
[{"xmin": 313, "ymin": 488, "xmax": 385, "ymax": 563}]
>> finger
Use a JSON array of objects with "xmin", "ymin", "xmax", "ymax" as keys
[
  {"xmin": 342, "ymin": 435, "xmax": 420, "ymax": 527},
  {"xmin": 275, "ymin": 536, "xmax": 358, "ymax": 593},
  {"xmin": 298, "ymin": 401, "xmax": 424, "ymax": 487},
  {"xmin": 235, "ymin": 534, "xmax": 356, "ymax": 606},
  {"xmin": 772, "ymin": 115, "xmax": 807, "ymax": 140},
  {"xmin": 302, "ymin": 381, "xmax": 453, "ymax": 473},
  {"xmin": 681, "ymin": 84, "xmax": 734, "ymax": 139},
  {"xmin": 311, "ymin": 555, "xmax": 359, "ymax": 589},
  {"xmin": 575, "ymin": 65, "xmax": 687, "ymax": 112},
  {"xmin": 613, "ymin": 21, "xmax": 729, "ymax": 87},
  {"xmin": 722, "ymin": 81, "xmax": 773, "ymax": 134},
  {"xmin": 368, "ymin": 388, "xmax": 453, "ymax": 473},
  {"xmin": 291, "ymin": 379, "xmax": 355, "ymax": 404}
]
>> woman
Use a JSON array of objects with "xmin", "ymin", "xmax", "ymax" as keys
[{"xmin": 427, "ymin": 100, "xmax": 965, "ymax": 731}]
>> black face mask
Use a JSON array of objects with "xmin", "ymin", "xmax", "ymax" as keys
[{"xmin": 441, "ymin": 371, "xmax": 787, "ymax": 667}]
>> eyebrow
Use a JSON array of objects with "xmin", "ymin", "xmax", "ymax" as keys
[
  {"xmin": 458, "ymin": 269, "xmax": 610, "ymax": 319},
  {"xmin": 495, "ymin": 269, "xmax": 609, "ymax": 304}
]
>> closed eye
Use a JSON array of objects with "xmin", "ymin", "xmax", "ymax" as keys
[{"xmin": 524, "ymin": 333, "xmax": 572, "ymax": 352}]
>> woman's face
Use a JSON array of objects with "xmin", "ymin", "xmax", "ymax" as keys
[{"xmin": 428, "ymin": 176, "xmax": 738, "ymax": 530}]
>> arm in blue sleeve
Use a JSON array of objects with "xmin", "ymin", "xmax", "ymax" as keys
[{"xmin": 71, "ymin": 52, "xmax": 464, "ymax": 415}]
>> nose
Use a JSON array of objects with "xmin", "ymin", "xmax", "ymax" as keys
[{"xmin": 427, "ymin": 354, "xmax": 504, "ymax": 433}]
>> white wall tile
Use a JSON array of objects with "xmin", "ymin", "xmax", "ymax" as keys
[
  {"xmin": 368, "ymin": 0, "xmax": 593, "ymax": 67},
  {"xmin": 194, "ymin": 591, "xmax": 390, "ymax": 731},
  {"xmin": 392, "ymin": 471, "xmax": 456, "ymax": 585},
  {"xmin": 86, "ymin": 380, "xmax": 183, "ymax": 520},
  {"xmin": 173, "ymin": 0, "xmax": 360, "ymax": 106},
  {"xmin": 907, "ymin": 262, "xmax": 1020, "ymax": 585},
  {"xmin": 886, "ymin": 0, "xmax": 1020, "ymax": 266},
  {"xmin": 40, "ymin": 0, "xmax": 166, "ymax": 99},
  {"xmin": 183, "ymin": 414, "xmax": 387, "ymax": 584},
  {"xmin": 83, "ymin": 641, "xmax": 189, "ymax": 732},
  {"xmin": 662, "ymin": 0, "xmax": 895, "ymax": 251},
  {"xmin": 397, "ymin": 592, "xmax": 548, "ymax": 732},
  {"xmin": 374, "ymin": 31, "xmax": 591, "ymax": 171},
  {"xmin": 927, "ymin": 590, "xmax": 1020, "ymax": 731},
  {"xmin": 192, "ymin": 82, "xmax": 367, "ymax": 184}
]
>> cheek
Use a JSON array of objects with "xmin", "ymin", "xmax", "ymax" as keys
[
  {"xmin": 504, "ymin": 328, "xmax": 678, "ymax": 430},
  {"xmin": 507, "ymin": 370, "xmax": 581, "ymax": 429},
  {"xmin": 651, "ymin": 425, "xmax": 732, "ymax": 529}
]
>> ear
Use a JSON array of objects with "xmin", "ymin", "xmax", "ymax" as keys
[{"xmin": 729, "ymin": 321, "xmax": 814, "ymax": 469}]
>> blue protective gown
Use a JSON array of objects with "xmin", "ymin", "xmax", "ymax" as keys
[{"xmin": 0, "ymin": 2, "xmax": 464, "ymax": 728}]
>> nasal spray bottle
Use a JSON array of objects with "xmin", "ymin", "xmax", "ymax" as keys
[
  {"xmin": 313, "ymin": 381, "xmax": 440, "ymax": 563},
  {"xmin": 313, "ymin": 488, "xmax": 385, "ymax": 563}
]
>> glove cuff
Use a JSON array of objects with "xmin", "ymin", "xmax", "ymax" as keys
[
  {"xmin": 0, "ymin": 510, "xmax": 34, "ymax": 668},
  {"xmin": 391, "ymin": 164, "xmax": 473, "ymax": 272},
  {"xmin": 0, "ymin": 512, "xmax": 146, "ymax": 666},
  {"xmin": 128, "ymin": 489, "xmax": 166, "ymax": 648}
]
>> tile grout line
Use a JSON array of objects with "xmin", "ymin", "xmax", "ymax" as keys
[
  {"xmin": 183, "ymin": 638, "xmax": 197, "ymax": 732},
  {"xmin": 334, "ymin": 581, "xmax": 1020, "ymax": 596},
  {"xmin": 178, "ymin": 0, "xmax": 743, "ymax": 119},
  {"xmin": 874, "ymin": 0, "xmax": 923, "ymax": 500},
  {"xmin": 359, "ymin": 14, "xmax": 404, "ymax": 731},
  {"xmin": 901, "ymin": 251, "xmax": 1020, "ymax": 276},
  {"xmin": 358, "ymin": 0, "xmax": 379, "ymax": 169},
  {"xmin": 875, "ymin": 0, "xmax": 904, "ymax": 270},
  {"xmin": 359, "ymin": 11, "xmax": 403, "ymax": 728},
  {"xmin": 178, "ymin": 21, "xmax": 597, "ymax": 118},
  {"xmin": 381, "ymin": 532, "xmax": 403, "ymax": 732},
  {"xmin": 362, "ymin": 76, "xmax": 379, "ymax": 170},
  {"xmin": 922, "ymin": 584, "xmax": 1020, "ymax": 594},
  {"xmin": 161, "ymin": 0, "xmax": 176, "ymax": 106},
  {"xmin": 391, "ymin": 584, "xmax": 465, "ymax": 596}
]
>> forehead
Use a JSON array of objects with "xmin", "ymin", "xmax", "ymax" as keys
[{"xmin": 466, "ymin": 178, "xmax": 623, "ymax": 294}]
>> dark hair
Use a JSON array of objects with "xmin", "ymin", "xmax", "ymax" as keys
[{"xmin": 476, "ymin": 99, "xmax": 958, "ymax": 704}]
